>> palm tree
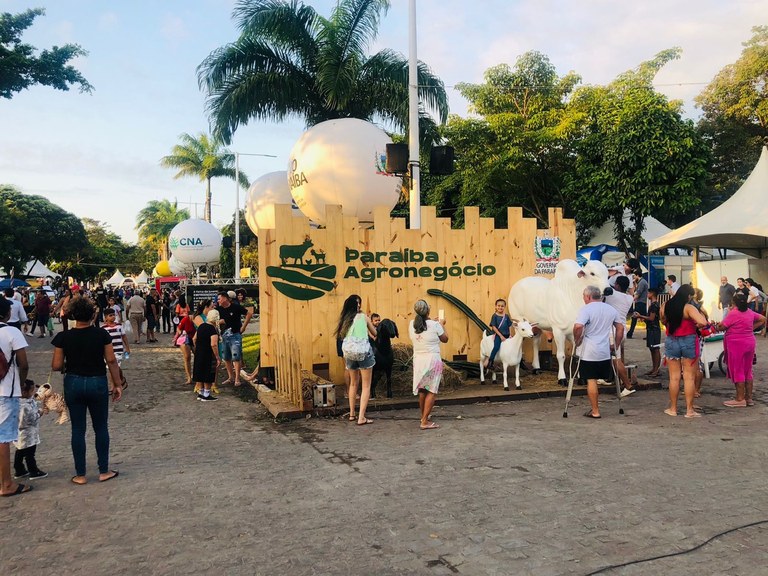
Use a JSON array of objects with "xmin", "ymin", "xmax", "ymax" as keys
[
  {"xmin": 160, "ymin": 133, "xmax": 249, "ymax": 222},
  {"xmin": 136, "ymin": 199, "xmax": 190, "ymax": 260},
  {"xmin": 197, "ymin": 0, "xmax": 449, "ymax": 145}
]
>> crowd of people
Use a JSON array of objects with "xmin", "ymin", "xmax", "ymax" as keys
[{"xmin": 0, "ymin": 281, "xmax": 255, "ymax": 497}]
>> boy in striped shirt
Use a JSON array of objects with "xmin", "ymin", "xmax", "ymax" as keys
[{"xmin": 103, "ymin": 309, "xmax": 130, "ymax": 364}]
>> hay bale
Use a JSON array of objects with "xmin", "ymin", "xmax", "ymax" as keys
[{"xmin": 384, "ymin": 342, "xmax": 465, "ymax": 397}]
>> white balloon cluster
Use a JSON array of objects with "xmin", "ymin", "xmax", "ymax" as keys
[{"xmin": 244, "ymin": 118, "xmax": 402, "ymax": 234}]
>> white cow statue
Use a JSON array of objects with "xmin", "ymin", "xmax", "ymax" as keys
[
  {"xmin": 507, "ymin": 259, "xmax": 610, "ymax": 386},
  {"xmin": 479, "ymin": 319, "xmax": 536, "ymax": 390}
]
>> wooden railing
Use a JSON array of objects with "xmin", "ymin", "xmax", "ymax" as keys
[{"xmin": 274, "ymin": 334, "xmax": 303, "ymax": 408}]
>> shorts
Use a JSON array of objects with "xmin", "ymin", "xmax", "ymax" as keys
[
  {"xmin": 579, "ymin": 359, "xmax": 613, "ymax": 381},
  {"xmin": 344, "ymin": 347, "xmax": 375, "ymax": 370},
  {"xmin": 665, "ymin": 334, "xmax": 698, "ymax": 360},
  {"xmin": 0, "ymin": 397, "xmax": 21, "ymax": 443},
  {"xmin": 221, "ymin": 330, "xmax": 243, "ymax": 361},
  {"xmin": 646, "ymin": 329, "xmax": 661, "ymax": 348},
  {"xmin": 146, "ymin": 316, "xmax": 159, "ymax": 330}
]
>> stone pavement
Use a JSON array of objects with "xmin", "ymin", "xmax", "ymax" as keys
[{"xmin": 3, "ymin": 326, "xmax": 768, "ymax": 575}]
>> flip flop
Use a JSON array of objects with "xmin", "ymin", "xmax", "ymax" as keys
[
  {"xmin": 1, "ymin": 483, "xmax": 33, "ymax": 497},
  {"xmin": 71, "ymin": 476, "xmax": 87, "ymax": 485},
  {"xmin": 420, "ymin": 422, "xmax": 440, "ymax": 430},
  {"xmin": 348, "ymin": 415, "xmax": 356, "ymax": 421},
  {"xmin": 684, "ymin": 412, "xmax": 702, "ymax": 419},
  {"xmin": 356, "ymin": 418, "xmax": 374, "ymax": 426},
  {"xmin": 99, "ymin": 471, "xmax": 119, "ymax": 482},
  {"xmin": 664, "ymin": 409, "xmax": 677, "ymax": 417},
  {"xmin": 583, "ymin": 411, "xmax": 601, "ymax": 419}
]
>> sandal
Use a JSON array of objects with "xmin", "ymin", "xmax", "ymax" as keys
[
  {"xmin": 420, "ymin": 422, "xmax": 440, "ymax": 430},
  {"xmin": 356, "ymin": 418, "xmax": 374, "ymax": 426},
  {"xmin": 71, "ymin": 476, "xmax": 87, "ymax": 485}
]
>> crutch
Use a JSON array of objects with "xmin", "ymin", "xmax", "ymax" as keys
[
  {"xmin": 563, "ymin": 349, "xmax": 581, "ymax": 418},
  {"xmin": 612, "ymin": 325, "xmax": 624, "ymax": 415}
]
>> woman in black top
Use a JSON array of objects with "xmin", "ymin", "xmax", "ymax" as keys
[
  {"xmin": 52, "ymin": 297, "xmax": 122, "ymax": 485},
  {"xmin": 192, "ymin": 309, "xmax": 221, "ymax": 401}
]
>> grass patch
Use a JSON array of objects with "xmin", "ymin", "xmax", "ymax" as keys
[{"xmin": 242, "ymin": 333, "xmax": 260, "ymax": 370}]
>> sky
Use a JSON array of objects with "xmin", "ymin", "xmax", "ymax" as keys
[{"xmin": 1, "ymin": 0, "xmax": 765, "ymax": 244}]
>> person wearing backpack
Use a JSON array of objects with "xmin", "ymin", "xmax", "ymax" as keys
[{"xmin": 0, "ymin": 297, "xmax": 32, "ymax": 496}]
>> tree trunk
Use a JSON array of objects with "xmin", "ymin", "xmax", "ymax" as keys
[{"xmin": 205, "ymin": 177, "xmax": 212, "ymax": 223}]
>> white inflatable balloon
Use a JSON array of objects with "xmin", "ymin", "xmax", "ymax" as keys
[
  {"xmin": 288, "ymin": 118, "xmax": 401, "ymax": 226},
  {"xmin": 244, "ymin": 171, "xmax": 304, "ymax": 234},
  {"xmin": 168, "ymin": 254, "xmax": 191, "ymax": 276},
  {"xmin": 168, "ymin": 219, "xmax": 222, "ymax": 266}
]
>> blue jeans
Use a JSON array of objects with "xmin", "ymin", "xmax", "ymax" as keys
[
  {"xmin": 63, "ymin": 374, "xmax": 111, "ymax": 476},
  {"xmin": 221, "ymin": 330, "xmax": 243, "ymax": 361}
]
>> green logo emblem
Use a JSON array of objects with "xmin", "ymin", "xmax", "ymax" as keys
[
  {"xmin": 266, "ymin": 238, "xmax": 336, "ymax": 301},
  {"xmin": 169, "ymin": 237, "xmax": 179, "ymax": 251}
]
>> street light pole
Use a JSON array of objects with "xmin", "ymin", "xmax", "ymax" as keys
[
  {"xmin": 408, "ymin": 0, "xmax": 420, "ymax": 230},
  {"xmin": 234, "ymin": 151, "xmax": 277, "ymax": 278}
]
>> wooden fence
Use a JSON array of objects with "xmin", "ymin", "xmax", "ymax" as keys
[
  {"xmin": 259, "ymin": 204, "xmax": 576, "ymax": 384},
  {"xmin": 274, "ymin": 334, "xmax": 303, "ymax": 408}
]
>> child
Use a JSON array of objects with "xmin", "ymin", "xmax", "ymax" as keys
[
  {"xmin": 634, "ymin": 287, "xmax": 661, "ymax": 377},
  {"xmin": 103, "ymin": 309, "xmax": 131, "ymax": 363},
  {"xmin": 14, "ymin": 379, "xmax": 47, "ymax": 480},
  {"xmin": 484, "ymin": 299, "xmax": 511, "ymax": 370}
]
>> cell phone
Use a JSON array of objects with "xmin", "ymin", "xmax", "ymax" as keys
[{"xmin": 438, "ymin": 309, "xmax": 445, "ymax": 321}]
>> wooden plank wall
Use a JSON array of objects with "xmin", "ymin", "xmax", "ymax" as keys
[{"xmin": 259, "ymin": 205, "xmax": 576, "ymax": 384}]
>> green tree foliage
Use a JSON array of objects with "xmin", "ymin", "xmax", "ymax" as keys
[
  {"xmin": 0, "ymin": 184, "xmax": 88, "ymax": 274},
  {"xmin": 219, "ymin": 210, "xmax": 257, "ymax": 278},
  {"xmin": 135, "ymin": 199, "xmax": 190, "ymax": 260},
  {"xmin": 0, "ymin": 8, "xmax": 93, "ymax": 99},
  {"xmin": 565, "ymin": 49, "xmax": 710, "ymax": 253},
  {"xmin": 696, "ymin": 26, "xmax": 768, "ymax": 201},
  {"xmin": 160, "ymin": 133, "xmax": 247, "ymax": 223},
  {"xmin": 197, "ymin": 0, "xmax": 448, "ymax": 145},
  {"xmin": 427, "ymin": 52, "xmax": 581, "ymax": 226}
]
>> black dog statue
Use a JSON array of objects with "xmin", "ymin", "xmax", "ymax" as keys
[{"xmin": 372, "ymin": 318, "xmax": 399, "ymax": 398}]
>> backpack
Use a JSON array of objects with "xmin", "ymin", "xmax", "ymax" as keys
[{"xmin": 0, "ymin": 324, "xmax": 17, "ymax": 386}]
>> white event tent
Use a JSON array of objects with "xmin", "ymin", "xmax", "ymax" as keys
[
  {"xmin": 649, "ymin": 146, "xmax": 768, "ymax": 256},
  {"xmin": 135, "ymin": 270, "xmax": 150, "ymax": 285},
  {"xmin": 104, "ymin": 269, "xmax": 125, "ymax": 286},
  {"xmin": 590, "ymin": 212, "xmax": 673, "ymax": 248}
]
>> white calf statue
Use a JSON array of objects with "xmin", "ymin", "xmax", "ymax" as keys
[
  {"xmin": 479, "ymin": 319, "xmax": 536, "ymax": 390},
  {"xmin": 507, "ymin": 259, "xmax": 610, "ymax": 386}
]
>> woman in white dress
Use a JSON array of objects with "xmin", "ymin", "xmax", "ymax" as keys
[{"xmin": 409, "ymin": 300, "xmax": 448, "ymax": 430}]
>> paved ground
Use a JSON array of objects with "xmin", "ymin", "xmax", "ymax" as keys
[{"xmin": 4, "ymin": 325, "xmax": 768, "ymax": 575}]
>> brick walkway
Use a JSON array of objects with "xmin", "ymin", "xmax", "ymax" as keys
[{"xmin": 4, "ymin": 326, "xmax": 768, "ymax": 575}]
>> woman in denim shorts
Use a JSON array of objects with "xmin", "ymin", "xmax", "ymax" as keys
[
  {"xmin": 660, "ymin": 285, "xmax": 708, "ymax": 418},
  {"xmin": 334, "ymin": 295, "xmax": 377, "ymax": 426}
]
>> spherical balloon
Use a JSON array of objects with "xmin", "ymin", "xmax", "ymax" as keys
[
  {"xmin": 168, "ymin": 254, "xmax": 190, "ymax": 276},
  {"xmin": 155, "ymin": 260, "xmax": 172, "ymax": 277},
  {"xmin": 168, "ymin": 219, "xmax": 222, "ymax": 266},
  {"xmin": 288, "ymin": 118, "xmax": 401, "ymax": 226},
  {"xmin": 244, "ymin": 171, "xmax": 304, "ymax": 234}
]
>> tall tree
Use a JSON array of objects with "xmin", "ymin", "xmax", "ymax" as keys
[
  {"xmin": 427, "ymin": 52, "xmax": 581, "ymax": 226},
  {"xmin": 160, "ymin": 134, "xmax": 247, "ymax": 223},
  {"xmin": 0, "ymin": 184, "xmax": 88, "ymax": 274},
  {"xmin": 565, "ymin": 49, "xmax": 710, "ymax": 254},
  {"xmin": 696, "ymin": 25, "xmax": 768, "ymax": 202},
  {"xmin": 197, "ymin": 0, "xmax": 448, "ymax": 145},
  {"xmin": 0, "ymin": 8, "xmax": 93, "ymax": 99},
  {"xmin": 135, "ymin": 199, "xmax": 190, "ymax": 260}
]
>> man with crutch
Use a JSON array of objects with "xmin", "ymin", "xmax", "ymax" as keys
[{"xmin": 572, "ymin": 286, "xmax": 625, "ymax": 419}]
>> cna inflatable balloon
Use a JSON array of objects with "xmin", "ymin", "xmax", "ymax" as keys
[
  {"xmin": 244, "ymin": 171, "xmax": 304, "ymax": 234},
  {"xmin": 155, "ymin": 260, "xmax": 172, "ymax": 277},
  {"xmin": 168, "ymin": 219, "xmax": 222, "ymax": 266},
  {"xmin": 287, "ymin": 118, "xmax": 401, "ymax": 226}
]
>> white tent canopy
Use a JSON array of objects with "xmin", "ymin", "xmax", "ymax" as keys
[
  {"xmin": 104, "ymin": 269, "xmax": 125, "ymax": 285},
  {"xmin": 589, "ymin": 211, "xmax": 673, "ymax": 248},
  {"xmin": 649, "ymin": 146, "xmax": 768, "ymax": 256},
  {"xmin": 0, "ymin": 260, "xmax": 60, "ymax": 278},
  {"xmin": 135, "ymin": 270, "xmax": 149, "ymax": 285}
]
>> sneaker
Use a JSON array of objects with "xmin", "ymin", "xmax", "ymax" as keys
[
  {"xmin": 28, "ymin": 470, "xmax": 48, "ymax": 479},
  {"xmin": 196, "ymin": 393, "xmax": 205, "ymax": 400},
  {"xmin": 199, "ymin": 395, "xmax": 218, "ymax": 402},
  {"xmin": 620, "ymin": 388, "xmax": 637, "ymax": 398},
  {"xmin": 13, "ymin": 470, "xmax": 29, "ymax": 480}
]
